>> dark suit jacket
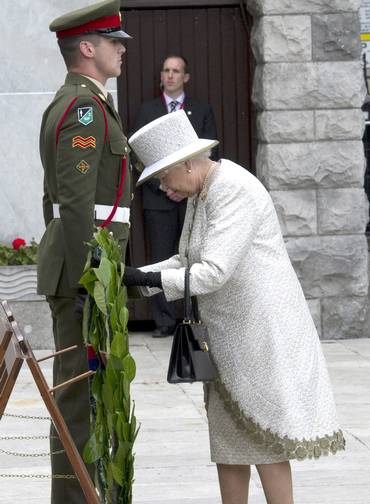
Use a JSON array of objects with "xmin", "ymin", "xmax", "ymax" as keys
[{"xmin": 132, "ymin": 95, "xmax": 218, "ymax": 210}]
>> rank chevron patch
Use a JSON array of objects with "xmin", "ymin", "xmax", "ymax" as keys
[{"xmin": 72, "ymin": 136, "xmax": 96, "ymax": 149}]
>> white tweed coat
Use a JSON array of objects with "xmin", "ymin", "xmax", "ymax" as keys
[{"xmin": 141, "ymin": 159, "xmax": 344, "ymax": 460}]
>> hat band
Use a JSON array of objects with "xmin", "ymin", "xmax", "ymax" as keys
[{"xmin": 56, "ymin": 14, "xmax": 121, "ymax": 39}]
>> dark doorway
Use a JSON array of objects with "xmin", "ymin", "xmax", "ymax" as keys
[{"xmin": 117, "ymin": 1, "xmax": 254, "ymax": 321}]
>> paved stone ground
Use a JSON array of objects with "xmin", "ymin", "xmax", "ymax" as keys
[{"xmin": 0, "ymin": 334, "xmax": 369, "ymax": 503}]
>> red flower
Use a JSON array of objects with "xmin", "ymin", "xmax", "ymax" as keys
[{"xmin": 12, "ymin": 238, "xmax": 26, "ymax": 250}]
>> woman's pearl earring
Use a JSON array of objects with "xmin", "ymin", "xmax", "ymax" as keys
[{"xmin": 187, "ymin": 168, "xmax": 192, "ymax": 173}]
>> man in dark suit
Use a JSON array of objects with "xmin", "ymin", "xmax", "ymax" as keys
[
  {"xmin": 37, "ymin": 1, "xmax": 132, "ymax": 501},
  {"xmin": 133, "ymin": 55, "xmax": 218, "ymax": 337}
]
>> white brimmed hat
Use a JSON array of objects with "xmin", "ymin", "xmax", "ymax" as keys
[{"xmin": 128, "ymin": 110, "xmax": 219, "ymax": 186}]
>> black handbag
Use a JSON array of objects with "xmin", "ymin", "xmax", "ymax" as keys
[{"xmin": 167, "ymin": 268, "xmax": 215, "ymax": 383}]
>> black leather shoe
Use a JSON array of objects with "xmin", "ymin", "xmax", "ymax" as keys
[{"xmin": 152, "ymin": 325, "xmax": 175, "ymax": 338}]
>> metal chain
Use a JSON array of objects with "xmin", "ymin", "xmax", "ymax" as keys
[
  {"xmin": 2, "ymin": 412, "xmax": 50, "ymax": 421},
  {"xmin": 0, "ymin": 474, "xmax": 76, "ymax": 479},
  {"xmin": 0, "ymin": 447, "xmax": 65, "ymax": 458},
  {"xmin": 0, "ymin": 435, "xmax": 65, "ymax": 457},
  {"xmin": 0, "ymin": 435, "xmax": 48, "ymax": 441},
  {"xmin": 0, "ymin": 418, "xmax": 75, "ymax": 479}
]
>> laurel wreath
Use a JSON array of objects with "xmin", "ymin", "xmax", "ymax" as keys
[{"xmin": 79, "ymin": 227, "xmax": 138, "ymax": 504}]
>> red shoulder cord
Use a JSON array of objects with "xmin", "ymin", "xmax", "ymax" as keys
[
  {"xmin": 56, "ymin": 97, "xmax": 79, "ymax": 146},
  {"xmin": 55, "ymin": 95, "xmax": 127, "ymax": 228},
  {"xmin": 91, "ymin": 96, "xmax": 128, "ymax": 229},
  {"xmin": 100, "ymin": 156, "xmax": 127, "ymax": 228}
]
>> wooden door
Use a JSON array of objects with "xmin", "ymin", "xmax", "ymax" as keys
[{"xmin": 117, "ymin": 1, "xmax": 254, "ymax": 321}]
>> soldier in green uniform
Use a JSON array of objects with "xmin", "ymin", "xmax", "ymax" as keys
[{"xmin": 37, "ymin": 1, "xmax": 132, "ymax": 502}]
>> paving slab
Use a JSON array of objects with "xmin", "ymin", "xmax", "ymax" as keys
[{"xmin": 0, "ymin": 336, "xmax": 369, "ymax": 503}]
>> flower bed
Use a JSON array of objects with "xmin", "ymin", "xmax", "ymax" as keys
[{"xmin": 0, "ymin": 238, "xmax": 38, "ymax": 266}]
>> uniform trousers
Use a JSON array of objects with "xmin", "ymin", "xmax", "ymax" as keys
[
  {"xmin": 144, "ymin": 203, "xmax": 186, "ymax": 329},
  {"xmin": 47, "ymin": 296, "xmax": 94, "ymax": 504}
]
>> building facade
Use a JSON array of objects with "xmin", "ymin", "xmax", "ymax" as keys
[{"xmin": 0, "ymin": 0, "xmax": 368, "ymax": 339}]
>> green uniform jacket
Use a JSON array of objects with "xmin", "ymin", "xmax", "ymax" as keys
[{"xmin": 38, "ymin": 73, "xmax": 131, "ymax": 297}]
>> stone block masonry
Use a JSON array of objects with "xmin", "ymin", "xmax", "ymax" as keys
[{"xmin": 247, "ymin": 0, "xmax": 369, "ymax": 338}]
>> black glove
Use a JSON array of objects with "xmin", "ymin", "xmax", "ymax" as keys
[
  {"xmin": 91, "ymin": 246, "xmax": 102, "ymax": 267},
  {"xmin": 74, "ymin": 287, "xmax": 88, "ymax": 317},
  {"xmin": 123, "ymin": 266, "xmax": 162, "ymax": 288}
]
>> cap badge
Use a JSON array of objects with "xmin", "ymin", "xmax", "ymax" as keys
[{"xmin": 78, "ymin": 107, "xmax": 93, "ymax": 126}]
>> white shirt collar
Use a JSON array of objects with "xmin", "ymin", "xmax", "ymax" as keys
[{"xmin": 163, "ymin": 92, "xmax": 185, "ymax": 106}]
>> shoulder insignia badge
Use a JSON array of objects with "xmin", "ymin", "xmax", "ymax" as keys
[
  {"xmin": 72, "ymin": 136, "xmax": 96, "ymax": 149},
  {"xmin": 78, "ymin": 107, "xmax": 93, "ymax": 126},
  {"xmin": 75, "ymin": 160, "xmax": 91, "ymax": 174}
]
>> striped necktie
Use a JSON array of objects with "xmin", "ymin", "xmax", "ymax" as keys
[{"xmin": 169, "ymin": 100, "xmax": 178, "ymax": 112}]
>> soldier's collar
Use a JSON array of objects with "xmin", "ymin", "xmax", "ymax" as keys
[
  {"xmin": 80, "ymin": 74, "xmax": 108, "ymax": 98},
  {"xmin": 65, "ymin": 73, "xmax": 108, "ymax": 102}
]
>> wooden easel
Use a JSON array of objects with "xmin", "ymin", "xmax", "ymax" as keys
[{"xmin": 0, "ymin": 300, "xmax": 101, "ymax": 504}]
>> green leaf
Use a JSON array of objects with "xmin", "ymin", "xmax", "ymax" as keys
[
  {"xmin": 110, "ymin": 303, "xmax": 118, "ymax": 331},
  {"xmin": 115, "ymin": 440, "xmax": 131, "ymax": 465},
  {"xmin": 83, "ymin": 432, "xmax": 104, "ymax": 463},
  {"xmin": 109, "ymin": 353, "xmax": 124, "ymax": 373},
  {"xmin": 106, "ymin": 411, "xmax": 114, "ymax": 436},
  {"xmin": 79, "ymin": 271, "xmax": 96, "ymax": 296},
  {"xmin": 79, "ymin": 268, "xmax": 97, "ymax": 286},
  {"xmin": 121, "ymin": 398, "xmax": 130, "ymax": 419},
  {"xmin": 119, "ymin": 306, "xmax": 129, "ymax": 329},
  {"xmin": 102, "ymin": 381, "xmax": 114, "ymax": 412},
  {"xmin": 122, "ymin": 354, "xmax": 136, "ymax": 382},
  {"xmin": 116, "ymin": 289, "xmax": 126, "ymax": 312},
  {"xmin": 104, "ymin": 361, "xmax": 119, "ymax": 390},
  {"xmin": 129, "ymin": 405, "xmax": 138, "ymax": 440},
  {"xmin": 94, "ymin": 281, "xmax": 107, "ymax": 315},
  {"xmin": 94, "ymin": 256, "xmax": 112, "ymax": 288},
  {"xmin": 91, "ymin": 370, "xmax": 103, "ymax": 400},
  {"xmin": 122, "ymin": 422, "xmax": 130, "ymax": 442},
  {"xmin": 111, "ymin": 462, "xmax": 124, "ymax": 486},
  {"xmin": 94, "ymin": 227, "xmax": 110, "ymax": 250},
  {"xmin": 111, "ymin": 331, "xmax": 125, "ymax": 359},
  {"xmin": 122, "ymin": 373, "xmax": 130, "ymax": 399},
  {"xmin": 108, "ymin": 262, "xmax": 118, "ymax": 300}
]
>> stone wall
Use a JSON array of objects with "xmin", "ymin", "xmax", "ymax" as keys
[
  {"xmin": 248, "ymin": 0, "xmax": 369, "ymax": 338},
  {"xmin": 0, "ymin": 0, "xmax": 118, "ymax": 246}
]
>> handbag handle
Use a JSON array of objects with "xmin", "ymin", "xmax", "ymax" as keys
[{"xmin": 184, "ymin": 268, "xmax": 201, "ymax": 323}]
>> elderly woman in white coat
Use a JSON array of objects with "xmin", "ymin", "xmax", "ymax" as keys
[{"xmin": 124, "ymin": 110, "xmax": 345, "ymax": 504}]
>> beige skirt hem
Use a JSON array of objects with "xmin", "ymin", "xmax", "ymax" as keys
[{"xmin": 206, "ymin": 384, "xmax": 290, "ymax": 466}]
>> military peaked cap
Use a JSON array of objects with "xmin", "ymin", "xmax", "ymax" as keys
[{"xmin": 49, "ymin": 0, "xmax": 131, "ymax": 40}]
